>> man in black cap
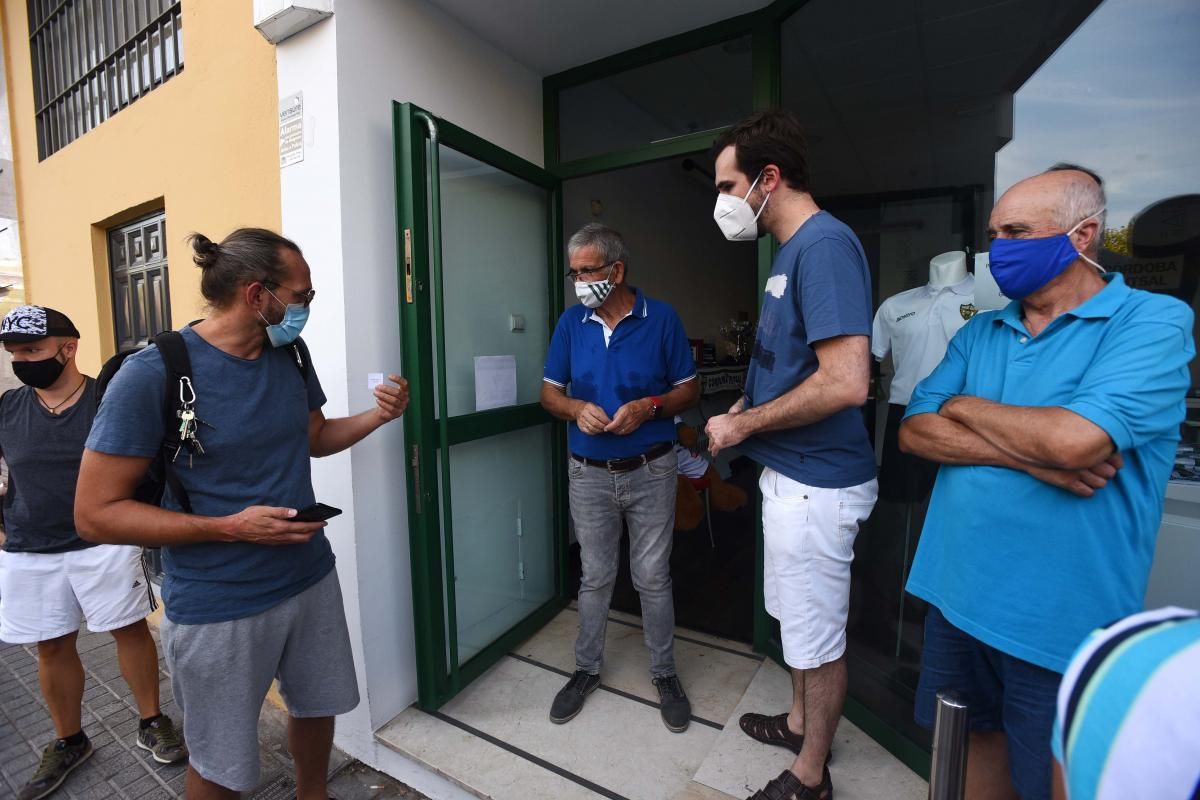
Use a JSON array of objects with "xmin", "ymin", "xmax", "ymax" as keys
[{"xmin": 0, "ymin": 305, "xmax": 186, "ymax": 800}]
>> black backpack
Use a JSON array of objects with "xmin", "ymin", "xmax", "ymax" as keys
[{"xmin": 95, "ymin": 328, "xmax": 311, "ymax": 513}]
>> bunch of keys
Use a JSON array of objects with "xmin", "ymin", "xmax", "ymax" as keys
[{"xmin": 173, "ymin": 377, "xmax": 213, "ymax": 467}]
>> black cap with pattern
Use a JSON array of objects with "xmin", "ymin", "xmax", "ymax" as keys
[{"xmin": 0, "ymin": 305, "xmax": 81, "ymax": 343}]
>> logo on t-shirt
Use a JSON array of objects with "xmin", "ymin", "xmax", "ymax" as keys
[
  {"xmin": 959, "ymin": 303, "xmax": 978, "ymax": 320},
  {"xmin": 765, "ymin": 273, "xmax": 788, "ymax": 299},
  {"xmin": 895, "ymin": 311, "xmax": 917, "ymax": 323}
]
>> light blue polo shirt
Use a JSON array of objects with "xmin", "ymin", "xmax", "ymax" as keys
[
  {"xmin": 904, "ymin": 273, "xmax": 1194, "ymax": 672},
  {"xmin": 544, "ymin": 287, "xmax": 696, "ymax": 460}
]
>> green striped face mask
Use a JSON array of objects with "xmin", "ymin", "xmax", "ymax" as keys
[{"xmin": 575, "ymin": 263, "xmax": 616, "ymax": 309}]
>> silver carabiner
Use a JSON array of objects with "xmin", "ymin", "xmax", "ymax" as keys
[{"xmin": 179, "ymin": 376, "xmax": 196, "ymax": 407}]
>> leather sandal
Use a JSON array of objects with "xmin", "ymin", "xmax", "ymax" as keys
[
  {"xmin": 738, "ymin": 713, "xmax": 833, "ymax": 763},
  {"xmin": 746, "ymin": 768, "xmax": 832, "ymax": 800},
  {"xmin": 739, "ymin": 712, "xmax": 806, "ymax": 753}
]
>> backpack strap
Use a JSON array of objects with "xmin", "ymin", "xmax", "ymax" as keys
[
  {"xmin": 289, "ymin": 336, "xmax": 312, "ymax": 383},
  {"xmin": 151, "ymin": 331, "xmax": 194, "ymax": 514}
]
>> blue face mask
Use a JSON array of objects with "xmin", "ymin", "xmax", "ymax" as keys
[
  {"xmin": 988, "ymin": 209, "xmax": 1104, "ymax": 300},
  {"xmin": 259, "ymin": 287, "xmax": 310, "ymax": 347}
]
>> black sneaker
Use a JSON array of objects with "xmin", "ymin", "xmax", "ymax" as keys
[
  {"xmin": 18, "ymin": 736, "xmax": 94, "ymax": 800},
  {"xmin": 136, "ymin": 715, "xmax": 188, "ymax": 764},
  {"xmin": 653, "ymin": 674, "xmax": 691, "ymax": 732},
  {"xmin": 549, "ymin": 670, "xmax": 600, "ymax": 724}
]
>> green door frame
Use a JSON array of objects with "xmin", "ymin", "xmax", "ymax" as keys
[
  {"xmin": 395, "ymin": 101, "xmax": 570, "ymax": 710},
  {"xmin": 537, "ymin": 0, "xmax": 932, "ymax": 778}
]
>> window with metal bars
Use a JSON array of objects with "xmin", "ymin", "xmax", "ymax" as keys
[{"xmin": 27, "ymin": 0, "xmax": 184, "ymax": 160}]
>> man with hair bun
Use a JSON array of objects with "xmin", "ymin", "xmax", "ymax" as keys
[
  {"xmin": 75, "ymin": 229, "xmax": 410, "ymax": 800},
  {"xmin": 900, "ymin": 167, "xmax": 1194, "ymax": 799},
  {"xmin": 0, "ymin": 304, "xmax": 185, "ymax": 800}
]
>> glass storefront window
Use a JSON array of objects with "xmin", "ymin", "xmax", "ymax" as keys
[
  {"xmin": 556, "ymin": 35, "xmax": 753, "ymax": 163},
  {"xmin": 781, "ymin": 0, "xmax": 1199, "ymax": 748},
  {"xmin": 996, "ymin": 0, "xmax": 1200, "ymax": 387}
]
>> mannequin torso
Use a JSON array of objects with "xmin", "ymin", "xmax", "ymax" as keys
[
  {"xmin": 872, "ymin": 252, "xmax": 975, "ymax": 406},
  {"xmin": 929, "ymin": 250, "xmax": 969, "ymax": 288}
]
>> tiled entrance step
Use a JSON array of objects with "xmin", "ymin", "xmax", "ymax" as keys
[{"xmin": 376, "ymin": 608, "xmax": 927, "ymax": 800}]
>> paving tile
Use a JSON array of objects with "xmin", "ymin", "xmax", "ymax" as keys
[
  {"xmin": 381, "ymin": 655, "xmax": 721, "ymax": 800},
  {"xmin": 4, "ymin": 627, "xmax": 420, "ymax": 799},
  {"xmin": 0, "ymin": 741, "xmax": 30, "ymax": 762},
  {"xmin": 4, "ymin": 749, "xmax": 38, "ymax": 776},
  {"xmin": 89, "ymin": 730, "xmax": 116, "ymax": 748},
  {"xmin": 377, "ymin": 706, "xmax": 602, "ymax": 800},
  {"xmin": 672, "ymin": 782, "xmax": 737, "ymax": 800},
  {"xmin": 124, "ymin": 772, "xmax": 173, "ymax": 799},
  {"xmin": 515, "ymin": 608, "xmax": 762, "ymax": 726},
  {"xmin": 98, "ymin": 748, "xmax": 140, "ymax": 776},
  {"xmin": 693, "ymin": 660, "xmax": 927, "ymax": 800}
]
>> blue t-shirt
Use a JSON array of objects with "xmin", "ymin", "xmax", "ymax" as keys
[
  {"xmin": 904, "ymin": 274, "xmax": 1194, "ymax": 672},
  {"xmin": 85, "ymin": 326, "xmax": 334, "ymax": 625},
  {"xmin": 544, "ymin": 288, "xmax": 696, "ymax": 460},
  {"xmin": 740, "ymin": 211, "xmax": 876, "ymax": 488}
]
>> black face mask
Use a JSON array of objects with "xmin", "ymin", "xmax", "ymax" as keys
[{"xmin": 13, "ymin": 347, "xmax": 67, "ymax": 389}]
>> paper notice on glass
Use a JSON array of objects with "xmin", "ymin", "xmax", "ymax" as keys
[{"xmin": 474, "ymin": 355, "xmax": 518, "ymax": 412}]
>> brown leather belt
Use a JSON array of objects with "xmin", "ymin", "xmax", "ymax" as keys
[{"xmin": 571, "ymin": 441, "xmax": 674, "ymax": 474}]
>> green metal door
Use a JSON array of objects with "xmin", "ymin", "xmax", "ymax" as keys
[{"xmin": 394, "ymin": 102, "xmax": 569, "ymax": 709}]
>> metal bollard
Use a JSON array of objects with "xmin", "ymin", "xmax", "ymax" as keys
[{"xmin": 928, "ymin": 690, "xmax": 969, "ymax": 800}]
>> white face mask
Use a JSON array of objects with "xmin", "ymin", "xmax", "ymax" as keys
[
  {"xmin": 713, "ymin": 171, "xmax": 770, "ymax": 241},
  {"xmin": 574, "ymin": 263, "xmax": 616, "ymax": 309}
]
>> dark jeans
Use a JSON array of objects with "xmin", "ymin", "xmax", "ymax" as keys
[{"xmin": 915, "ymin": 606, "xmax": 1062, "ymax": 800}]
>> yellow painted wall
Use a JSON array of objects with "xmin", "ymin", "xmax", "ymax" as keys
[{"xmin": 0, "ymin": 0, "xmax": 281, "ymax": 374}]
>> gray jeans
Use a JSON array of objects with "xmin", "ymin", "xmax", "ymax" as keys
[{"xmin": 569, "ymin": 447, "xmax": 678, "ymax": 678}]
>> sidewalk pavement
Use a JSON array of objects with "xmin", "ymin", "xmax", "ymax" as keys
[{"xmin": 0, "ymin": 623, "xmax": 427, "ymax": 800}]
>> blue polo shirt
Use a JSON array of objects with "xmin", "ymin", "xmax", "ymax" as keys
[
  {"xmin": 904, "ymin": 273, "xmax": 1194, "ymax": 672},
  {"xmin": 544, "ymin": 288, "xmax": 696, "ymax": 460}
]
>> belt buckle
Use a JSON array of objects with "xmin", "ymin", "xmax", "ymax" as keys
[{"xmin": 605, "ymin": 453, "xmax": 648, "ymax": 473}]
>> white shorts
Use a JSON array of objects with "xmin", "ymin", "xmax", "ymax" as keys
[
  {"xmin": 760, "ymin": 468, "xmax": 877, "ymax": 669},
  {"xmin": 0, "ymin": 545, "xmax": 156, "ymax": 644}
]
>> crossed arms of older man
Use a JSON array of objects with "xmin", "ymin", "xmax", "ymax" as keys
[
  {"xmin": 900, "ymin": 397, "xmax": 1122, "ymax": 497},
  {"xmin": 891, "ymin": 313, "xmax": 1175, "ymax": 497}
]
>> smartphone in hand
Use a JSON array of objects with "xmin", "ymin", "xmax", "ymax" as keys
[{"xmin": 293, "ymin": 502, "xmax": 342, "ymax": 523}]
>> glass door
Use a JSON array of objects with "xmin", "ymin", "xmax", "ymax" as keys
[{"xmin": 394, "ymin": 103, "xmax": 568, "ymax": 709}]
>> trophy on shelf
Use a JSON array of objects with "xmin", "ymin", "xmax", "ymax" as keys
[{"xmin": 719, "ymin": 315, "xmax": 756, "ymax": 365}]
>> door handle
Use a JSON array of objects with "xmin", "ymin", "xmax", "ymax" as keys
[
  {"xmin": 404, "ymin": 228, "xmax": 414, "ymax": 303},
  {"xmin": 410, "ymin": 445, "xmax": 422, "ymax": 514}
]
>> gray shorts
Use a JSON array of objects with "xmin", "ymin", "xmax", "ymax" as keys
[{"xmin": 160, "ymin": 568, "xmax": 360, "ymax": 791}]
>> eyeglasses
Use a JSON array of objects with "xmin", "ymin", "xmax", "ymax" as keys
[
  {"xmin": 565, "ymin": 262, "xmax": 615, "ymax": 282},
  {"xmin": 266, "ymin": 282, "xmax": 316, "ymax": 307}
]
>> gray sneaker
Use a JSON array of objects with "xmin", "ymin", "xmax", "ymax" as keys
[
  {"xmin": 136, "ymin": 715, "xmax": 188, "ymax": 764},
  {"xmin": 18, "ymin": 736, "xmax": 93, "ymax": 800}
]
